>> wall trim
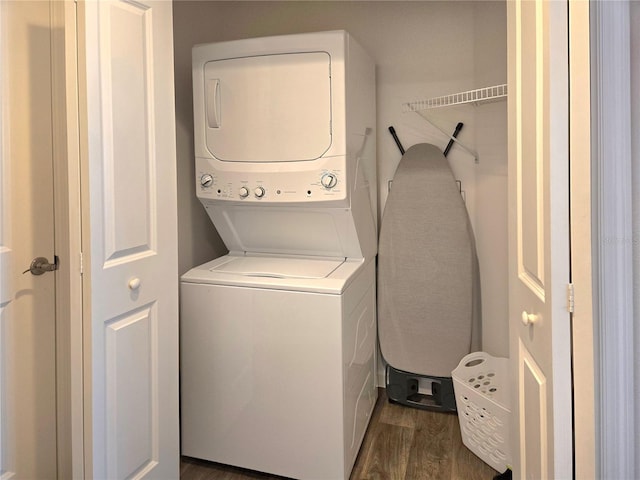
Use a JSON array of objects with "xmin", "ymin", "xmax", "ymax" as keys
[
  {"xmin": 591, "ymin": 1, "xmax": 635, "ymax": 478},
  {"xmin": 568, "ymin": 2, "xmax": 596, "ymax": 478},
  {"xmin": 50, "ymin": 1, "xmax": 85, "ymax": 478}
]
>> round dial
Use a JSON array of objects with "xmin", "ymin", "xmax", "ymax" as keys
[
  {"xmin": 321, "ymin": 173, "xmax": 338, "ymax": 189},
  {"xmin": 238, "ymin": 186, "xmax": 249, "ymax": 198},
  {"xmin": 254, "ymin": 186, "xmax": 266, "ymax": 198},
  {"xmin": 200, "ymin": 174, "xmax": 214, "ymax": 188}
]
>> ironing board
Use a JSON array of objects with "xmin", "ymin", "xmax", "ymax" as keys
[{"xmin": 377, "ymin": 143, "xmax": 481, "ymax": 411}]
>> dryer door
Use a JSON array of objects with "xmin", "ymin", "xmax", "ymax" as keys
[{"xmin": 203, "ymin": 52, "xmax": 332, "ymax": 162}]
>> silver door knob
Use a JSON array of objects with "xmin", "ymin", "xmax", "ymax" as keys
[{"xmin": 23, "ymin": 256, "xmax": 58, "ymax": 275}]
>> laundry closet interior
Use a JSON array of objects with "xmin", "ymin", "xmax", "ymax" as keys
[
  {"xmin": 173, "ymin": 1, "xmax": 508, "ymax": 478},
  {"xmin": 174, "ymin": 0, "xmax": 508, "ymax": 357}
]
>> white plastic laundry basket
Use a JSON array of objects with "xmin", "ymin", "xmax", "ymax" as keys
[{"xmin": 452, "ymin": 352, "xmax": 511, "ymax": 473}]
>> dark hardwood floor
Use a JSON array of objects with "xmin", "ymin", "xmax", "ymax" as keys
[{"xmin": 180, "ymin": 388, "xmax": 498, "ymax": 480}]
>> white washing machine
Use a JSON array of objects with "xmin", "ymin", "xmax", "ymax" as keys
[
  {"xmin": 181, "ymin": 255, "xmax": 376, "ymax": 480},
  {"xmin": 180, "ymin": 31, "xmax": 377, "ymax": 480}
]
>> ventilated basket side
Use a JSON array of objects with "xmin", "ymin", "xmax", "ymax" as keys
[{"xmin": 452, "ymin": 352, "xmax": 512, "ymax": 474}]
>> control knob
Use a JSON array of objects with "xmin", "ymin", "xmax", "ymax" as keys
[
  {"xmin": 254, "ymin": 186, "xmax": 266, "ymax": 198},
  {"xmin": 200, "ymin": 174, "xmax": 214, "ymax": 188},
  {"xmin": 321, "ymin": 173, "xmax": 338, "ymax": 189},
  {"xmin": 238, "ymin": 186, "xmax": 249, "ymax": 198}
]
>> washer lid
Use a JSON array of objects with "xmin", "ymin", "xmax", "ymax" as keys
[{"xmin": 210, "ymin": 255, "xmax": 345, "ymax": 279}]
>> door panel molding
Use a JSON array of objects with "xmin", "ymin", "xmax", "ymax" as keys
[
  {"xmin": 515, "ymin": 0, "xmax": 546, "ymax": 300},
  {"xmin": 105, "ymin": 303, "xmax": 159, "ymax": 479},
  {"xmin": 100, "ymin": 0, "xmax": 157, "ymax": 265},
  {"xmin": 519, "ymin": 340, "xmax": 547, "ymax": 479}
]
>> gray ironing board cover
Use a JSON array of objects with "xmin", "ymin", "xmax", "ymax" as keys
[{"xmin": 378, "ymin": 143, "xmax": 481, "ymax": 378}]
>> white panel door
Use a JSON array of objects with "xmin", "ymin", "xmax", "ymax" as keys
[
  {"xmin": 79, "ymin": 0, "xmax": 179, "ymax": 478},
  {"xmin": 507, "ymin": 1, "xmax": 573, "ymax": 478},
  {"xmin": 1, "ymin": 2, "xmax": 58, "ymax": 477}
]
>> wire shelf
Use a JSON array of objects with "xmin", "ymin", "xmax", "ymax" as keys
[{"xmin": 403, "ymin": 84, "xmax": 508, "ymax": 112}]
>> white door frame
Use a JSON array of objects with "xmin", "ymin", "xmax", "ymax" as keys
[
  {"xmin": 0, "ymin": 3, "xmax": 8, "ymax": 472},
  {"xmin": 590, "ymin": 1, "xmax": 635, "ymax": 478},
  {"xmin": 50, "ymin": 1, "xmax": 84, "ymax": 478},
  {"xmin": 568, "ymin": 2, "xmax": 596, "ymax": 478}
]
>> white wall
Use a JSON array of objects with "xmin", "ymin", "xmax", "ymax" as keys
[
  {"xmin": 472, "ymin": 2, "xmax": 508, "ymax": 357},
  {"xmin": 173, "ymin": 0, "xmax": 509, "ymax": 357}
]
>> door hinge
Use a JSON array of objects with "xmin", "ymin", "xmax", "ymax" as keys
[
  {"xmin": 79, "ymin": 251, "xmax": 84, "ymax": 275},
  {"xmin": 567, "ymin": 283, "xmax": 575, "ymax": 313}
]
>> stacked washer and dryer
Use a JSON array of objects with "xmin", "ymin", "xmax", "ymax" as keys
[{"xmin": 180, "ymin": 31, "xmax": 378, "ymax": 480}]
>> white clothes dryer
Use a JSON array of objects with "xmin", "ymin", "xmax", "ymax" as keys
[{"xmin": 181, "ymin": 254, "xmax": 376, "ymax": 480}]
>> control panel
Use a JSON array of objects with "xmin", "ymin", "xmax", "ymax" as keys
[{"xmin": 195, "ymin": 158, "xmax": 349, "ymax": 204}]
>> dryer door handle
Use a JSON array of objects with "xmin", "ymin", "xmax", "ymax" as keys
[{"xmin": 206, "ymin": 78, "xmax": 221, "ymax": 128}]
